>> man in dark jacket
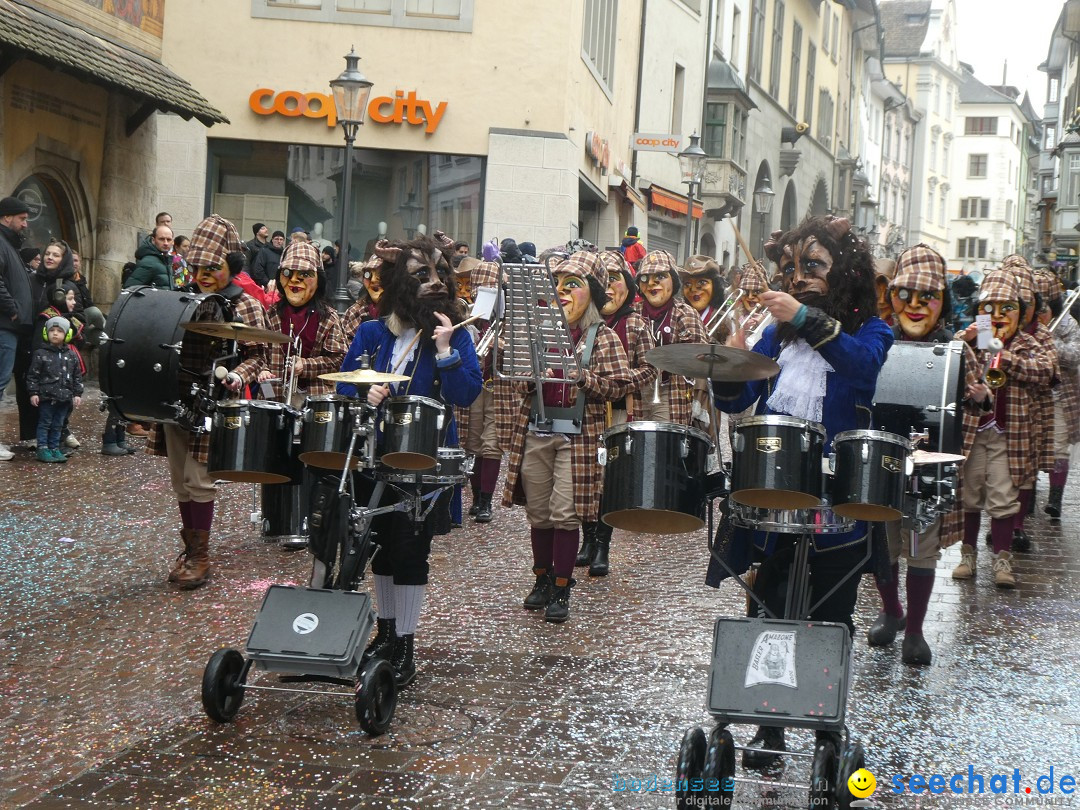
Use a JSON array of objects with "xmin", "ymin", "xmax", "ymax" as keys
[
  {"xmin": 244, "ymin": 222, "xmax": 269, "ymax": 273},
  {"xmin": 124, "ymin": 225, "xmax": 174, "ymax": 289},
  {"xmin": 252, "ymin": 230, "xmax": 285, "ymax": 286},
  {"xmin": 0, "ymin": 195, "xmax": 32, "ymax": 460}
]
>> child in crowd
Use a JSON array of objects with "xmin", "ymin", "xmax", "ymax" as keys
[{"xmin": 26, "ymin": 316, "xmax": 83, "ymax": 463}]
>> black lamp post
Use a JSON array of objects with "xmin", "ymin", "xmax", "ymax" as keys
[
  {"xmin": 753, "ymin": 177, "xmax": 775, "ymax": 259},
  {"xmin": 329, "ymin": 47, "xmax": 373, "ymax": 313},
  {"xmin": 678, "ymin": 133, "xmax": 708, "ymax": 261}
]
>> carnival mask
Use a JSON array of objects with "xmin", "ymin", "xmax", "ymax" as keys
[{"xmin": 890, "ymin": 287, "xmax": 944, "ymax": 340}]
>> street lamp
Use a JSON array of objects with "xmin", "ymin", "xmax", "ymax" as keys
[
  {"xmin": 397, "ymin": 192, "xmax": 423, "ymax": 238},
  {"xmin": 753, "ymin": 177, "xmax": 775, "ymax": 259},
  {"xmin": 329, "ymin": 47, "xmax": 374, "ymax": 313},
  {"xmin": 678, "ymin": 133, "xmax": 708, "ymax": 261}
]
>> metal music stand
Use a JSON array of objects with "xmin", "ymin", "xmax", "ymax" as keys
[{"xmin": 496, "ymin": 261, "xmax": 583, "ymax": 434}]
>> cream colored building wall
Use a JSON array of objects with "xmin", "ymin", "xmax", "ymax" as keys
[{"xmin": 154, "ymin": 115, "xmax": 209, "ymax": 239}]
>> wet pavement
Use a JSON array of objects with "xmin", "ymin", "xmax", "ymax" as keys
[{"xmin": 2, "ymin": 384, "xmax": 1079, "ymax": 809}]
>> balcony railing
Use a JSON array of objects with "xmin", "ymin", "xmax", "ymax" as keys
[{"xmin": 699, "ymin": 158, "xmax": 747, "ymax": 206}]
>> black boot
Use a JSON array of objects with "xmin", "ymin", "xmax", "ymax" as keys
[
  {"xmin": 866, "ymin": 611, "xmax": 906, "ymax": 646},
  {"xmin": 468, "ymin": 478, "xmax": 481, "ymax": 517},
  {"xmin": 575, "ymin": 522, "xmax": 598, "ymax": 567},
  {"xmin": 742, "ymin": 726, "xmax": 785, "ymax": 769},
  {"xmin": 1011, "ymin": 528, "xmax": 1031, "ymax": 554},
  {"xmin": 544, "ymin": 577, "xmax": 575, "ymax": 624},
  {"xmin": 390, "ymin": 633, "xmax": 416, "ymax": 687},
  {"xmin": 364, "ymin": 617, "xmax": 396, "ymax": 660},
  {"xmin": 1045, "ymin": 485, "xmax": 1064, "ymax": 519},
  {"xmin": 474, "ymin": 492, "xmax": 493, "ymax": 524},
  {"xmin": 523, "ymin": 568, "xmax": 552, "ymax": 610},
  {"xmin": 589, "ymin": 522, "xmax": 611, "ymax": 577}
]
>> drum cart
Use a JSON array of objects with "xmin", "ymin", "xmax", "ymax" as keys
[{"xmin": 674, "ymin": 487, "xmax": 871, "ymax": 810}]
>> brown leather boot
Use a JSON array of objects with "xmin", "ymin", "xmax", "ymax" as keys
[
  {"xmin": 175, "ymin": 529, "xmax": 210, "ymax": 589},
  {"xmin": 168, "ymin": 528, "xmax": 193, "ymax": 583}
]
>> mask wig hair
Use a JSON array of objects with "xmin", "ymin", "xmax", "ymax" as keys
[{"xmin": 375, "ymin": 235, "xmax": 464, "ymax": 335}]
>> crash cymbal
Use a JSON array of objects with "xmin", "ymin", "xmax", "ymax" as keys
[
  {"xmin": 319, "ymin": 368, "xmax": 412, "ymax": 385},
  {"xmin": 181, "ymin": 321, "xmax": 292, "ymax": 344},
  {"xmin": 646, "ymin": 343, "xmax": 779, "ymax": 382},
  {"xmin": 911, "ymin": 450, "xmax": 966, "ymax": 466}
]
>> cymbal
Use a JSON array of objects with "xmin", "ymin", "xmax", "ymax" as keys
[
  {"xmin": 911, "ymin": 450, "xmax": 966, "ymax": 466},
  {"xmin": 319, "ymin": 368, "xmax": 412, "ymax": 385},
  {"xmin": 181, "ymin": 321, "xmax": 292, "ymax": 344},
  {"xmin": 646, "ymin": 343, "xmax": 779, "ymax": 382}
]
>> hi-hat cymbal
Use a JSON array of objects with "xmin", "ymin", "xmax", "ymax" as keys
[
  {"xmin": 319, "ymin": 369, "xmax": 412, "ymax": 385},
  {"xmin": 181, "ymin": 321, "xmax": 292, "ymax": 344},
  {"xmin": 646, "ymin": 343, "xmax": 779, "ymax": 382}
]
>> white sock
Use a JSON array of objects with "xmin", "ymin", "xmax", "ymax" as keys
[
  {"xmin": 373, "ymin": 574, "xmax": 396, "ymax": 619},
  {"xmin": 395, "ymin": 584, "xmax": 426, "ymax": 635}
]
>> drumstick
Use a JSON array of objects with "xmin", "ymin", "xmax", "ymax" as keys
[
  {"xmin": 451, "ymin": 314, "xmax": 483, "ymax": 331},
  {"xmin": 390, "ymin": 329, "xmax": 424, "ymax": 377}
]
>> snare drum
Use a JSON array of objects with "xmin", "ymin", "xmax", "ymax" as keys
[
  {"xmin": 600, "ymin": 421, "xmax": 713, "ymax": 534},
  {"xmin": 299, "ymin": 394, "xmax": 361, "ymax": 470},
  {"xmin": 377, "ymin": 447, "xmax": 468, "ymax": 486},
  {"xmin": 208, "ymin": 400, "xmax": 297, "ymax": 484},
  {"xmin": 730, "ymin": 415, "xmax": 826, "ymax": 509},
  {"xmin": 381, "ymin": 395, "xmax": 444, "ymax": 470},
  {"xmin": 729, "ymin": 502, "xmax": 855, "ymax": 534},
  {"xmin": 831, "ymin": 429, "xmax": 912, "ymax": 521}
]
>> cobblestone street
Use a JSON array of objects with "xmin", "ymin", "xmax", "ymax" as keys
[{"xmin": 2, "ymin": 388, "xmax": 1079, "ymax": 809}]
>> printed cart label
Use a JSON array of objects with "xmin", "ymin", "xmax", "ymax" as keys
[{"xmin": 745, "ymin": 630, "xmax": 797, "ymax": 688}]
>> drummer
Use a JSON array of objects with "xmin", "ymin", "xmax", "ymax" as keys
[
  {"xmin": 256, "ymin": 240, "xmax": 348, "ymax": 406},
  {"xmin": 635, "ymin": 250, "xmax": 708, "ymax": 425},
  {"xmin": 146, "ymin": 215, "xmax": 268, "ymax": 590},
  {"xmin": 336, "ymin": 234, "xmax": 482, "ymax": 689},
  {"xmin": 709, "ymin": 215, "xmax": 892, "ymax": 768},
  {"xmin": 575, "ymin": 251, "xmax": 657, "ymax": 577}
]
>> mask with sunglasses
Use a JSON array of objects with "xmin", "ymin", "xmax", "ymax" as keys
[{"xmin": 278, "ymin": 243, "xmax": 321, "ymax": 307}]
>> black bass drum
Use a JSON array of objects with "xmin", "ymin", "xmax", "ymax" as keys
[
  {"xmin": 100, "ymin": 287, "xmax": 228, "ymax": 425},
  {"xmin": 872, "ymin": 340, "xmax": 965, "ymax": 455}
]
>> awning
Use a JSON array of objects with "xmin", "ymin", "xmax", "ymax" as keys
[
  {"xmin": 611, "ymin": 179, "xmax": 647, "ymax": 211},
  {"xmin": 0, "ymin": 0, "xmax": 227, "ymax": 132},
  {"xmin": 649, "ymin": 185, "xmax": 703, "ymax": 219}
]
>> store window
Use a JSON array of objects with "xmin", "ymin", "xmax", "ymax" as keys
[
  {"xmin": 252, "ymin": 0, "xmax": 473, "ymax": 31},
  {"xmin": 207, "ymin": 139, "xmax": 483, "ymax": 262}
]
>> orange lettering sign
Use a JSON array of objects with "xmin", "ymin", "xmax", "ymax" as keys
[{"xmin": 248, "ymin": 88, "xmax": 447, "ymax": 134}]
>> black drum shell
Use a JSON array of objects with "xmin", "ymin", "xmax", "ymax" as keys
[
  {"xmin": 381, "ymin": 396, "xmax": 443, "ymax": 470},
  {"xmin": 601, "ymin": 421, "xmax": 712, "ymax": 535},
  {"xmin": 100, "ymin": 287, "xmax": 228, "ymax": 424},
  {"xmin": 261, "ymin": 466, "xmax": 317, "ymax": 540},
  {"xmin": 831, "ymin": 430, "xmax": 910, "ymax": 521},
  {"xmin": 730, "ymin": 416, "xmax": 825, "ymax": 509},
  {"xmin": 873, "ymin": 340, "xmax": 965, "ymax": 455},
  {"xmin": 208, "ymin": 401, "xmax": 297, "ymax": 484},
  {"xmin": 299, "ymin": 394, "xmax": 361, "ymax": 470}
]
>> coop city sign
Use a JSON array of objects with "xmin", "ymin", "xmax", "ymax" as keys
[{"xmin": 249, "ymin": 88, "xmax": 448, "ymax": 134}]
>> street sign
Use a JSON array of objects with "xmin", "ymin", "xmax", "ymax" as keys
[{"xmin": 631, "ymin": 133, "xmax": 685, "ymax": 153}]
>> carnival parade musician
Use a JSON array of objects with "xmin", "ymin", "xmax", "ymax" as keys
[
  {"xmin": 147, "ymin": 215, "xmax": 268, "ymax": 590},
  {"xmin": 502, "ymin": 251, "xmax": 630, "ymax": 623},
  {"xmin": 680, "ymin": 254, "xmax": 729, "ymax": 339},
  {"xmin": 336, "ymin": 235, "xmax": 481, "ymax": 688},
  {"xmin": 256, "ymin": 240, "xmax": 348, "ymax": 405},
  {"xmin": 342, "ymin": 256, "xmax": 383, "ymax": 342},
  {"xmin": 709, "ymin": 216, "xmax": 893, "ymax": 767},
  {"xmin": 575, "ymin": 250, "xmax": 657, "ymax": 577},
  {"xmin": 635, "ymin": 250, "xmax": 708, "ymax": 425}
]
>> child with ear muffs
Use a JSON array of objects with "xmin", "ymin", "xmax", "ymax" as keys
[{"xmin": 25, "ymin": 315, "xmax": 83, "ymax": 463}]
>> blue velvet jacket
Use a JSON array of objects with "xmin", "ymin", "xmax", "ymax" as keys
[{"xmin": 337, "ymin": 319, "xmax": 483, "ymax": 447}]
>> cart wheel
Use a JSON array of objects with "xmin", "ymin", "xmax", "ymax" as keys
[
  {"xmin": 835, "ymin": 740, "xmax": 867, "ymax": 810},
  {"xmin": 201, "ymin": 648, "xmax": 245, "ymax": 723},
  {"xmin": 809, "ymin": 735, "xmax": 839, "ymax": 810},
  {"xmin": 355, "ymin": 658, "xmax": 396, "ymax": 736},
  {"xmin": 675, "ymin": 726, "xmax": 708, "ymax": 809},
  {"xmin": 702, "ymin": 725, "xmax": 736, "ymax": 808}
]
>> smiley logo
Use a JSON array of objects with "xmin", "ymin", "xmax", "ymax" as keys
[{"xmin": 848, "ymin": 768, "xmax": 877, "ymax": 798}]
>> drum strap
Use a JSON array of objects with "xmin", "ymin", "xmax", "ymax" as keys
[{"xmin": 528, "ymin": 322, "xmax": 601, "ymax": 435}]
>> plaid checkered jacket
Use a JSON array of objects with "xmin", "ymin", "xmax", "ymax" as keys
[
  {"xmin": 1052, "ymin": 315, "xmax": 1080, "ymax": 447},
  {"xmin": 635, "ymin": 300, "xmax": 709, "ymax": 426},
  {"xmin": 146, "ymin": 291, "xmax": 268, "ymax": 464},
  {"xmin": 502, "ymin": 324, "xmax": 631, "ymax": 521},
  {"xmin": 342, "ymin": 300, "xmax": 378, "ymax": 344},
  {"xmin": 263, "ymin": 306, "xmax": 348, "ymax": 399}
]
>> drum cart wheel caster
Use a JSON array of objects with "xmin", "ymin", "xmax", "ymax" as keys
[
  {"xmin": 675, "ymin": 725, "xmax": 708, "ymax": 809},
  {"xmin": 201, "ymin": 648, "xmax": 246, "ymax": 723},
  {"xmin": 835, "ymin": 739, "xmax": 866, "ymax": 810},
  {"xmin": 702, "ymin": 724, "xmax": 736, "ymax": 807},
  {"xmin": 809, "ymin": 734, "xmax": 839, "ymax": 810},
  {"xmin": 354, "ymin": 658, "xmax": 397, "ymax": 736}
]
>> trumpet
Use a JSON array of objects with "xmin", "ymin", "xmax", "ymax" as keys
[
  {"xmin": 738, "ymin": 303, "xmax": 774, "ymax": 336},
  {"xmin": 475, "ymin": 320, "xmax": 499, "ymax": 359},
  {"xmin": 982, "ymin": 337, "xmax": 1006, "ymax": 390},
  {"xmin": 702, "ymin": 288, "xmax": 743, "ymax": 339},
  {"xmin": 1047, "ymin": 288, "xmax": 1080, "ymax": 332}
]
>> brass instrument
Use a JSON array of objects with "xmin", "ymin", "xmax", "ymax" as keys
[
  {"xmin": 475, "ymin": 320, "xmax": 499, "ymax": 359},
  {"xmin": 982, "ymin": 337, "xmax": 1006, "ymax": 390},
  {"xmin": 703, "ymin": 288, "xmax": 743, "ymax": 339},
  {"xmin": 281, "ymin": 325, "xmax": 301, "ymax": 403},
  {"xmin": 738, "ymin": 303, "xmax": 774, "ymax": 336},
  {"xmin": 1048, "ymin": 288, "xmax": 1080, "ymax": 332}
]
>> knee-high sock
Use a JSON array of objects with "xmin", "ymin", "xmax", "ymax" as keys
[
  {"xmin": 874, "ymin": 562, "xmax": 904, "ymax": 618},
  {"xmin": 962, "ymin": 511, "xmax": 982, "ymax": 549},
  {"xmin": 531, "ymin": 527, "xmax": 554, "ymax": 571},
  {"xmin": 552, "ymin": 528, "xmax": 579, "ymax": 580},
  {"xmin": 1051, "ymin": 460, "xmax": 1069, "ymax": 488},
  {"xmin": 1014, "ymin": 490, "xmax": 1033, "ymax": 529},
  {"xmin": 373, "ymin": 574, "xmax": 396, "ymax": 619},
  {"xmin": 991, "ymin": 516, "xmax": 1013, "ymax": 554},
  {"xmin": 905, "ymin": 567, "xmax": 935, "ymax": 636},
  {"xmin": 469, "ymin": 460, "xmax": 482, "ymax": 496},
  {"xmin": 178, "ymin": 500, "xmax": 193, "ymax": 529},
  {"xmin": 480, "ymin": 455, "xmax": 502, "ymax": 495},
  {"xmin": 395, "ymin": 584, "xmax": 426, "ymax": 635},
  {"xmin": 188, "ymin": 500, "xmax": 214, "ymax": 532}
]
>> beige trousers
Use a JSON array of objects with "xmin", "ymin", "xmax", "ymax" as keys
[
  {"xmin": 961, "ymin": 429, "xmax": 1019, "ymax": 519},
  {"xmin": 163, "ymin": 424, "xmax": 216, "ymax": 503},
  {"xmin": 520, "ymin": 432, "xmax": 578, "ymax": 530}
]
